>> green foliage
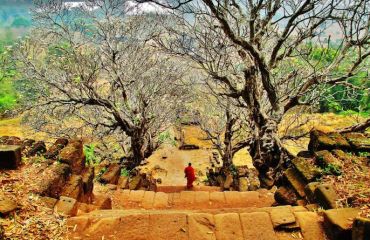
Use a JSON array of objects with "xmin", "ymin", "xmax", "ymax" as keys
[
  {"xmin": 322, "ymin": 163, "xmax": 342, "ymax": 176},
  {"xmin": 84, "ymin": 144, "xmax": 99, "ymax": 166},
  {"xmin": 0, "ymin": 41, "xmax": 18, "ymax": 112},
  {"xmin": 120, "ymin": 167, "xmax": 130, "ymax": 177},
  {"xmin": 158, "ymin": 131, "xmax": 177, "ymax": 146}
]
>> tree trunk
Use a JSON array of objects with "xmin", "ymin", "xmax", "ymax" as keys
[{"xmin": 248, "ymin": 118, "xmax": 291, "ymax": 188}]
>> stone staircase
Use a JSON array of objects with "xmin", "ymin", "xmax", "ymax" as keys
[
  {"xmin": 108, "ymin": 189, "xmax": 275, "ymax": 210},
  {"xmin": 155, "ymin": 185, "xmax": 221, "ymax": 193},
  {"xmin": 67, "ymin": 189, "xmax": 329, "ymax": 240},
  {"xmin": 67, "ymin": 202, "xmax": 327, "ymax": 240}
]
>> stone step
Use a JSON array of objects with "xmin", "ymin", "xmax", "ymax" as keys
[
  {"xmin": 67, "ymin": 206, "xmax": 326, "ymax": 240},
  {"xmin": 156, "ymin": 185, "xmax": 221, "ymax": 193},
  {"xmin": 109, "ymin": 189, "xmax": 275, "ymax": 210}
]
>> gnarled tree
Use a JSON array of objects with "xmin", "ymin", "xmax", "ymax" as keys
[
  {"xmin": 14, "ymin": 0, "xmax": 190, "ymax": 168},
  {"xmin": 141, "ymin": 0, "xmax": 370, "ymax": 186}
]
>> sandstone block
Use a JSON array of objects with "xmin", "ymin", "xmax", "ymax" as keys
[
  {"xmin": 44, "ymin": 138, "xmax": 68, "ymax": 159},
  {"xmin": 295, "ymin": 211, "xmax": 325, "ymax": 240},
  {"xmin": 142, "ymin": 191, "xmax": 155, "ymax": 209},
  {"xmin": 39, "ymin": 196, "xmax": 58, "ymax": 209},
  {"xmin": 129, "ymin": 190, "xmax": 145, "ymax": 203},
  {"xmin": 188, "ymin": 213, "xmax": 216, "ymax": 240},
  {"xmin": 304, "ymin": 182, "xmax": 320, "ymax": 203},
  {"xmin": 128, "ymin": 175, "xmax": 142, "ymax": 190},
  {"xmin": 100, "ymin": 163, "xmax": 121, "ymax": 185},
  {"xmin": 309, "ymin": 130, "xmax": 351, "ymax": 152},
  {"xmin": 61, "ymin": 174, "xmax": 83, "ymax": 201},
  {"xmin": 209, "ymin": 192, "xmax": 225, "ymax": 207},
  {"xmin": 274, "ymin": 186, "xmax": 297, "ymax": 206},
  {"xmin": 194, "ymin": 191, "xmax": 210, "ymax": 205},
  {"xmin": 153, "ymin": 192, "xmax": 169, "ymax": 209},
  {"xmin": 81, "ymin": 167, "xmax": 94, "ymax": 197},
  {"xmin": 0, "ymin": 145, "xmax": 21, "ymax": 169},
  {"xmin": 315, "ymin": 150, "xmax": 342, "ymax": 169},
  {"xmin": 240, "ymin": 212, "xmax": 277, "ymax": 240},
  {"xmin": 33, "ymin": 163, "xmax": 71, "ymax": 198},
  {"xmin": 214, "ymin": 213, "xmax": 244, "ymax": 240},
  {"xmin": 284, "ymin": 168, "xmax": 306, "ymax": 198},
  {"xmin": 59, "ymin": 140, "xmax": 85, "ymax": 174},
  {"xmin": 118, "ymin": 176, "xmax": 128, "ymax": 189},
  {"xmin": 270, "ymin": 206, "xmax": 296, "ymax": 228},
  {"xmin": 314, "ymin": 184, "xmax": 338, "ymax": 209},
  {"xmin": 343, "ymin": 132, "xmax": 370, "ymax": 151},
  {"xmin": 117, "ymin": 214, "xmax": 150, "ymax": 240},
  {"xmin": 323, "ymin": 208, "xmax": 360, "ymax": 240},
  {"xmin": 92, "ymin": 195, "xmax": 112, "ymax": 209},
  {"xmin": 149, "ymin": 213, "xmax": 188, "ymax": 240},
  {"xmin": 352, "ymin": 217, "xmax": 370, "ymax": 240},
  {"xmin": 180, "ymin": 191, "xmax": 195, "ymax": 206},
  {"xmin": 0, "ymin": 194, "xmax": 17, "ymax": 215},
  {"xmin": 26, "ymin": 141, "xmax": 47, "ymax": 157},
  {"xmin": 291, "ymin": 157, "xmax": 321, "ymax": 182},
  {"xmin": 54, "ymin": 196, "xmax": 77, "ymax": 217}
]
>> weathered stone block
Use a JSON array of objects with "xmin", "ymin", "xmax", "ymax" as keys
[
  {"xmin": 270, "ymin": 206, "xmax": 296, "ymax": 228},
  {"xmin": 323, "ymin": 208, "xmax": 360, "ymax": 240},
  {"xmin": 33, "ymin": 163, "xmax": 71, "ymax": 198},
  {"xmin": 343, "ymin": 132, "xmax": 370, "ymax": 151},
  {"xmin": 240, "ymin": 212, "xmax": 277, "ymax": 240},
  {"xmin": 315, "ymin": 150, "xmax": 342, "ymax": 169},
  {"xmin": 0, "ymin": 136, "xmax": 22, "ymax": 146},
  {"xmin": 118, "ymin": 176, "xmax": 128, "ymax": 189},
  {"xmin": 0, "ymin": 194, "xmax": 17, "ymax": 215},
  {"xmin": 295, "ymin": 211, "xmax": 326, "ymax": 240},
  {"xmin": 81, "ymin": 166, "xmax": 94, "ymax": 195},
  {"xmin": 284, "ymin": 168, "xmax": 306, "ymax": 198},
  {"xmin": 352, "ymin": 217, "xmax": 370, "ymax": 240},
  {"xmin": 149, "ymin": 213, "xmax": 188, "ymax": 240},
  {"xmin": 309, "ymin": 130, "xmax": 351, "ymax": 152},
  {"xmin": 44, "ymin": 138, "xmax": 69, "ymax": 159},
  {"xmin": 59, "ymin": 140, "xmax": 85, "ymax": 174},
  {"xmin": 0, "ymin": 145, "xmax": 21, "ymax": 169},
  {"xmin": 188, "ymin": 213, "xmax": 216, "ymax": 240},
  {"xmin": 39, "ymin": 196, "xmax": 58, "ymax": 209},
  {"xmin": 314, "ymin": 184, "xmax": 338, "ymax": 209},
  {"xmin": 26, "ymin": 141, "xmax": 47, "ymax": 157},
  {"xmin": 128, "ymin": 175, "xmax": 142, "ymax": 190},
  {"xmin": 274, "ymin": 186, "xmax": 297, "ymax": 206},
  {"xmin": 92, "ymin": 195, "xmax": 112, "ymax": 209},
  {"xmin": 54, "ymin": 196, "xmax": 77, "ymax": 217},
  {"xmin": 291, "ymin": 157, "xmax": 321, "ymax": 182},
  {"xmin": 100, "ymin": 163, "xmax": 121, "ymax": 185},
  {"xmin": 214, "ymin": 213, "xmax": 244, "ymax": 240},
  {"xmin": 304, "ymin": 182, "xmax": 320, "ymax": 203},
  {"xmin": 61, "ymin": 175, "xmax": 83, "ymax": 201}
]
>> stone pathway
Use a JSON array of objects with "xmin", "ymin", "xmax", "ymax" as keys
[
  {"xmin": 110, "ymin": 189, "xmax": 275, "ymax": 210},
  {"xmin": 67, "ymin": 204, "xmax": 327, "ymax": 240}
]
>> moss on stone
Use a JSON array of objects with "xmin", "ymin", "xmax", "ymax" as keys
[
  {"xmin": 291, "ymin": 157, "xmax": 322, "ymax": 182},
  {"xmin": 343, "ymin": 132, "xmax": 370, "ymax": 151},
  {"xmin": 315, "ymin": 150, "xmax": 342, "ymax": 168}
]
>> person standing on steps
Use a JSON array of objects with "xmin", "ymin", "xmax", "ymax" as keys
[{"xmin": 184, "ymin": 162, "xmax": 196, "ymax": 189}]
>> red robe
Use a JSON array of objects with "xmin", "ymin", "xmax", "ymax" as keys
[{"xmin": 184, "ymin": 166, "xmax": 195, "ymax": 188}]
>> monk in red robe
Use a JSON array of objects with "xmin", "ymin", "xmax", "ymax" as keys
[{"xmin": 184, "ymin": 163, "xmax": 195, "ymax": 189}]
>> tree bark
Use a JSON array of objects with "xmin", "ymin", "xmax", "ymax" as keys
[{"xmin": 248, "ymin": 118, "xmax": 292, "ymax": 188}]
